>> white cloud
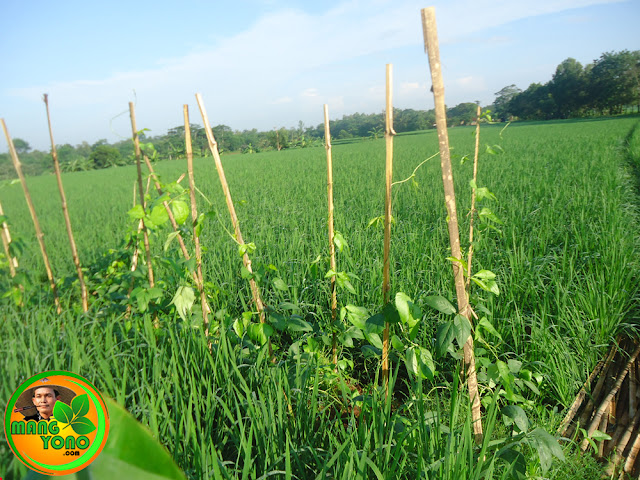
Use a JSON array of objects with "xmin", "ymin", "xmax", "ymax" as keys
[
  {"xmin": 400, "ymin": 82, "xmax": 424, "ymax": 93},
  {"xmin": 271, "ymin": 97, "xmax": 293, "ymax": 104},
  {"xmin": 3, "ymin": 0, "xmax": 624, "ymax": 148}
]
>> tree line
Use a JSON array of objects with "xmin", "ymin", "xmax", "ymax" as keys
[
  {"xmin": 1, "ymin": 49, "xmax": 637, "ymax": 179},
  {"xmin": 0, "ymin": 105, "xmax": 482, "ymax": 179},
  {"xmin": 493, "ymin": 50, "xmax": 640, "ymax": 121}
]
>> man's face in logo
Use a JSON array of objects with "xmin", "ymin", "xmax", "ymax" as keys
[{"xmin": 31, "ymin": 387, "xmax": 59, "ymax": 419}]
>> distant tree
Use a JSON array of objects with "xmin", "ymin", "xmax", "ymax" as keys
[
  {"xmin": 212, "ymin": 124, "xmax": 242, "ymax": 153},
  {"xmin": 509, "ymin": 83, "xmax": 556, "ymax": 120},
  {"xmin": 57, "ymin": 144, "xmax": 85, "ymax": 164},
  {"xmin": 89, "ymin": 145, "xmax": 122, "ymax": 169},
  {"xmin": 589, "ymin": 50, "xmax": 640, "ymax": 114},
  {"xmin": 549, "ymin": 58, "xmax": 588, "ymax": 118},
  {"xmin": 447, "ymin": 102, "xmax": 478, "ymax": 126},
  {"xmin": 91, "ymin": 139, "xmax": 108, "ymax": 149},
  {"xmin": 493, "ymin": 85, "xmax": 522, "ymax": 120},
  {"xmin": 267, "ymin": 128, "xmax": 290, "ymax": 151},
  {"xmin": 12, "ymin": 138, "xmax": 30, "ymax": 154},
  {"xmin": 75, "ymin": 141, "xmax": 92, "ymax": 158}
]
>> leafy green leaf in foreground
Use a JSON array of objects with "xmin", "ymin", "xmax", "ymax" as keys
[{"xmin": 26, "ymin": 397, "xmax": 187, "ymax": 480}]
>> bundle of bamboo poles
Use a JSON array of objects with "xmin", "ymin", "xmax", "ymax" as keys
[{"xmin": 558, "ymin": 337, "xmax": 640, "ymax": 478}]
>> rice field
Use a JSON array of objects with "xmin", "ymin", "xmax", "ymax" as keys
[{"xmin": 1, "ymin": 116, "xmax": 640, "ymax": 478}]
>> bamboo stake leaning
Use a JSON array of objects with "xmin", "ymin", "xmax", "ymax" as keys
[
  {"xmin": 557, "ymin": 353, "xmax": 609, "ymax": 437},
  {"xmin": 324, "ymin": 104, "xmax": 339, "ymax": 367},
  {"xmin": 184, "ymin": 105, "xmax": 209, "ymax": 329},
  {"xmin": 43, "ymin": 94, "xmax": 88, "ymax": 312},
  {"xmin": 421, "ymin": 7, "xmax": 483, "ymax": 442},
  {"xmin": 576, "ymin": 342, "xmax": 618, "ymax": 430},
  {"xmin": 1, "ymin": 119, "xmax": 61, "ymax": 314},
  {"xmin": 382, "ymin": 63, "xmax": 396, "ymax": 395},
  {"xmin": 128, "ymin": 103, "xmax": 156, "ymax": 289},
  {"xmin": 0, "ymin": 200, "xmax": 18, "ymax": 277},
  {"xmin": 581, "ymin": 342, "xmax": 640, "ymax": 451},
  {"xmin": 195, "ymin": 93, "xmax": 272, "ymax": 357}
]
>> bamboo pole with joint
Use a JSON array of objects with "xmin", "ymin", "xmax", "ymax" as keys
[
  {"xmin": 195, "ymin": 93, "xmax": 272, "ymax": 357},
  {"xmin": 421, "ymin": 7, "xmax": 483, "ymax": 442},
  {"xmin": 324, "ymin": 104, "xmax": 339, "ymax": 367},
  {"xmin": 0, "ymin": 200, "xmax": 18, "ymax": 277},
  {"xmin": 128, "ymin": 103, "xmax": 156, "ymax": 290},
  {"xmin": 382, "ymin": 63, "xmax": 396, "ymax": 395},
  {"xmin": 184, "ymin": 105, "xmax": 209, "ymax": 330},
  {"xmin": 466, "ymin": 105, "xmax": 482, "ymax": 291},
  {"xmin": 43, "ymin": 94, "xmax": 88, "ymax": 312},
  {"xmin": 1, "ymin": 118, "xmax": 61, "ymax": 314}
]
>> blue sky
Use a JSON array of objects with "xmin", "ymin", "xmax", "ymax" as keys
[{"xmin": 1, "ymin": 0, "xmax": 638, "ymax": 151}]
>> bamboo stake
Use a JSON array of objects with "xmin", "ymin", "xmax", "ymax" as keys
[
  {"xmin": 606, "ymin": 410, "xmax": 630, "ymax": 457},
  {"xmin": 578, "ymin": 343, "xmax": 619, "ymax": 427},
  {"xmin": 43, "ymin": 94, "xmax": 88, "ymax": 312},
  {"xmin": 558, "ymin": 358, "xmax": 606, "ymax": 437},
  {"xmin": 421, "ymin": 7, "xmax": 483, "ymax": 442},
  {"xmin": 184, "ymin": 105, "xmax": 209, "ymax": 329},
  {"xmin": 128, "ymin": 103, "xmax": 156, "ymax": 294},
  {"xmin": 604, "ymin": 407, "xmax": 640, "ymax": 476},
  {"xmin": 598, "ymin": 404, "xmax": 609, "ymax": 457},
  {"xmin": 324, "ymin": 104, "xmax": 338, "ymax": 367},
  {"xmin": 382, "ymin": 63, "xmax": 395, "ymax": 394},
  {"xmin": 195, "ymin": 93, "xmax": 272, "ymax": 357},
  {"xmin": 581, "ymin": 342, "xmax": 640, "ymax": 450},
  {"xmin": 560, "ymin": 342, "xmax": 617, "ymax": 438},
  {"xmin": 631, "ymin": 355, "xmax": 637, "ymax": 418},
  {"xmin": 125, "ymin": 177, "xmax": 152, "ymax": 319},
  {"xmin": 1, "ymin": 118, "xmax": 61, "ymax": 314},
  {"xmin": 623, "ymin": 429, "xmax": 640, "ymax": 474},
  {"xmin": 141, "ymin": 151, "xmax": 210, "ymax": 317},
  {"xmin": 0, "ymin": 200, "xmax": 18, "ymax": 277},
  {"xmin": 466, "ymin": 105, "xmax": 482, "ymax": 290}
]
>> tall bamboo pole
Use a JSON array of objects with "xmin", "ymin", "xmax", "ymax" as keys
[
  {"xmin": 195, "ymin": 93, "xmax": 272, "ymax": 356},
  {"xmin": 0, "ymin": 200, "xmax": 18, "ymax": 277},
  {"xmin": 184, "ymin": 105, "xmax": 209, "ymax": 329},
  {"xmin": 43, "ymin": 94, "xmax": 88, "ymax": 312},
  {"xmin": 125, "ymin": 177, "xmax": 152, "ymax": 319},
  {"xmin": 128, "ymin": 103, "xmax": 156, "ymax": 291},
  {"xmin": 141, "ymin": 151, "xmax": 210, "ymax": 320},
  {"xmin": 466, "ymin": 105, "xmax": 482, "ymax": 291},
  {"xmin": 143, "ymin": 154, "xmax": 208, "ymax": 297},
  {"xmin": 1, "ymin": 119, "xmax": 61, "ymax": 313},
  {"xmin": 382, "ymin": 63, "xmax": 395, "ymax": 394},
  {"xmin": 421, "ymin": 7, "xmax": 483, "ymax": 442},
  {"xmin": 324, "ymin": 104, "xmax": 338, "ymax": 366}
]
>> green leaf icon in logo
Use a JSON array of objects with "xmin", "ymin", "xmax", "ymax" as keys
[
  {"xmin": 53, "ymin": 393, "xmax": 97, "ymax": 435},
  {"xmin": 70, "ymin": 416, "xmax": 96, "ymax": 435},
  {"xmin": 72, "ymin": 393, "xmax": 90, "ymax": 417},
  {"xmin": 53, "ymin": 401, "xmax": 74, "ymax": 424}
]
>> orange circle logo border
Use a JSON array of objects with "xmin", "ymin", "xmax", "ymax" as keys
[{"xmin": 4, "ymin": 371, "xmax": 110, "ymax": 475}]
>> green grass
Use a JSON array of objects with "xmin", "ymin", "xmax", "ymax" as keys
[{"xmin": 2, "ymin": 117, "xmax": 640, "ymax": 478}]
